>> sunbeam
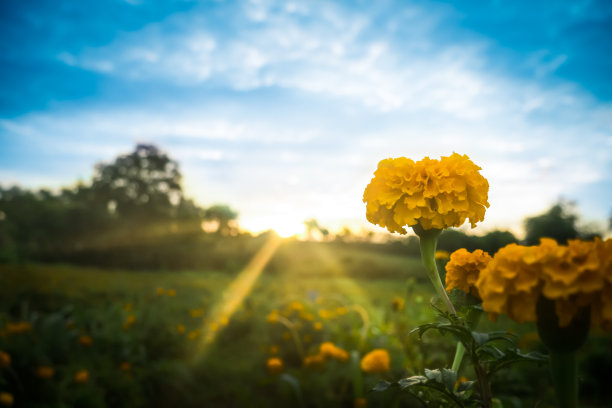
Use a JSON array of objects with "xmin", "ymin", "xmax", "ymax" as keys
[{"xmin": 194, "ymin": 233, "xmax": 281, "ymax": 359}]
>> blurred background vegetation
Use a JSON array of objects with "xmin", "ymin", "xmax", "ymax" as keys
[{"xmin": 1, "ymin": 144, "xmax": 609, "ymax": 408}]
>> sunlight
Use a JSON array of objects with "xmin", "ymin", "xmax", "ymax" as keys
[
  {"xmin": 194, "ymin": 233, "xmax": 281, "ymax": 359},
  {"xmin": 242, "ymin": 215, "xmax": 306, "ymax": 238}
]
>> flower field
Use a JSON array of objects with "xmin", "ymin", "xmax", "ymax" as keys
[{"xmin": 1, "ymin": 238, "xmax": 610, "ymax": 407}]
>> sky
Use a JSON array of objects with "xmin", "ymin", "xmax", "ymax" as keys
[{"xmin": 1, "ymin": 0, "xmax": 611, "ymax": 237}]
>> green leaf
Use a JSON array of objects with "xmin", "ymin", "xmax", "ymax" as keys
[
  {"xmin": 371, "ymin": 380, "xmax": 394, "ymax": 392},
  {"xmin": 398, "ymin": 376, "xmax": 428, "ymax": 389},
  {"xmin": 424, "ymin": 368, "xmax": 442, "ymax": 382},
  {"xmin": 471, "ymin": 331, "xmax": 490, "ymax": 346},
  {"xmin": 456, "ymin": 380, "xmax": 476, "ymax": 393},
  {"xmin": 440, "ymin": 368, "xmax": 457, "ymax": 392}
]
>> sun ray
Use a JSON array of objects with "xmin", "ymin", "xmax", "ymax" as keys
[{"xmin": 194, "ymin": 233, "xmax": 281, "ymax": 359}]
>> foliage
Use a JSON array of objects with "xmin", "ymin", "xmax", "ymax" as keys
[{"xmin": 524, "ymin": 201, "xmax": 580, "ymax": 245}]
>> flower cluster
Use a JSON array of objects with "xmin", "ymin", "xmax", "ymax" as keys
[
  {"xmin": 363, "ymin": 153, "xmax": 489, "ymax": 233},
  {"xmin": 445, "ymin": 248, "xmax": 492, "ymax": 298},
  {"xmin": 304, "ymin": 342, "xmax": 349, "ymax": 370},
  {"xmin": 360, "ymin": 349, "xmax": 391, "ymax": 374},
  {"xmin": 475, "ymin": 238, "xmax": 612, "ymax": 328},
  {"xmin": 266, "ymin": 357, "xmax": 283, "ymax": 375}
]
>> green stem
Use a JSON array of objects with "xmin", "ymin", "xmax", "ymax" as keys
[
  {"xmin": 413, "ymin": 226, "xmax": 456, "ymax": 315},
  {"xmin": 549, "ymin": 351, "xmax": 578, "ymax": 408},
  {"xmin": 451, "ymin": 343, "xmax": 465, "ymax": 372}
]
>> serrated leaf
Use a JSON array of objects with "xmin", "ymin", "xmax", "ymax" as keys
[
  {"xmin": 424, "ymin": 368, "xmax": 442, "ymax": 382},
  {"xmin": 398, "ymin": 376, "xmax": 428, "ymax": 389},
  {"xmin": 371, "ymin": 380, "xmax": 393, "ymax": 392},
  {"xmin": 440, "ymin": 368, "xmax": 457, "ymax": 392},
  {"xmin": 471, "ymin": 331, "xmax": 489, "ymax": 346},
  {"xmin": 456, "ymin": 380, "xmax": 476, "ymax": 393}
]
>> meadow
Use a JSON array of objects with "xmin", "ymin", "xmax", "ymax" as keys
[{"xmin": 1, "ymin": 238, "xmax": 610, "ymax": 407}]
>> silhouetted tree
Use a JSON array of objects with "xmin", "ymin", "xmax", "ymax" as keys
[
  {"xmin": 204, "ymin": 204, "xmax": 238, "ymax": 236},
  {"xmin": 524, "ymin": 201, "xmax": 579, "ymax": 245},
  {"xmin": 91, "ymin": 144, "xmax": 183, "ymax": 221}
]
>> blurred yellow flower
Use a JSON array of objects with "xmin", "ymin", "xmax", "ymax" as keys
[
  {"xmin": 445, "ymin": 248, "xmax": 492, "ymax": 298},
  {"xmin": 74, "ymin": 369, "xmax": 89, "ymax": 383},
  {"xmin": 313, "ymin": 322, "xmax": 323, "ymax": 331},
  {"xmin": 123, "ymin": 315, "xmax": 136, "ymax": 330},
  {"xmin": 266, "ymin": 357, "xmax": 283, "ymax": 375},
  {"xmin": 455, "ymin": 376, "xmax": 469, "ymax": 389},
  {"xmin": 176, "ymin": 324, "xmax": 185, "ymax": 334},
  {"xmin": 335, "ymin": 307, "xmax": 348, "ymax": 316},
  {"xmin": 0, "ymin": 351, "xmax": 10, "ymax": 368},
  {"xmin": 5, "ymin": 322, "xmax": 32, "ymax": 335},
  {"xmin": 269, "ymin": 345, "xmax": 279, "ymax": 355},
  {"xmin": 78, "ymin": 335, "xmax": 93, "ymax": 346},
  {"xmin": 0, "ymin": 392, "xmax": 13, "ymax": 406},
  {"xmin": 391, "ymin": 296, "xmax": 405, "ymax": 312},
  {"xmin": 266, "ymin": 310, "xmax": 279, "ymax": 324},
  {"xmin": 303, "ymin": 354, "xmax": 326, "ymax": 370},
  {"xmin": 36, "ymin": 365, "xmax": 54, "ymax": 379},
  {"xmin": 319, "ymin": 342, "xmax": 349, "ymax": 363},
  {"xmin": 167, "ymin": 289, "xmax": 176, "ymax": 297},
  {"xmin": 156, "ymin": 287, "xmax": 165, "ymax": 295},
  {"xmin": 119, "ymin": 362, "xmax": 132, "ymax": 372},
  {"xmin": 354, "ymin": 397, "xmax": 367, "ymax": 408},
  {"xmin": 360, "ymin": 349, "xmax": 391, "ymax": 374},
  {"xmin": 188, "ymin": 330, "xmax": 199, "ymax": 340},
  {"xmin": 435, "ymin": 250, "xmax": 450, "ymax": 260},
  {"xmin": 289, "ymin": 301, "xmax": 304, "ymax": 312},
  {"xmin": 318, "ymin": 309, "xmax": 335, "ymax": 320},
  {"xmin": 363, "ymin": 154, "xmax": 489, "ymax": 233},
  {"xmin": 476, "ymin": 238, "xmax": 612, "ymax": 329}
]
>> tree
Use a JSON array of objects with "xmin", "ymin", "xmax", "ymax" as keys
[
  {"xmin": 91, "ymin": 144, "xmax": 183, "ymax": 221},
  {"xmin": 203, "ymin": 204, "xmax": 238, "ymax": 236},
  {"xmin": 524, "ymin": 201, "xmax": 579, "ymax": 245}
]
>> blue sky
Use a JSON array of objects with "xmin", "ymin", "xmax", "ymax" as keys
[{"xmin": 1, "ymin": 0, "xmax": 611, "ymax": 236}]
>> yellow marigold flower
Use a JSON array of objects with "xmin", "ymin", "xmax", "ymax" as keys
[
  {"xmin": 167, "ymin": 289, "xmax": 176, "ymax": 297},
  {"xmin": 189, "ymin": 309, "xmax": 204, "ymax": 318},
  {"xmin": 5, "ymin": 321, "xmax": 32, "ymax": 335},
  {"xmin": 123, "ymin": 315, "xmax": 136, "ymax": 330},
  {"xmin": 119, "ymin": 362, "xmax": 132, "ymax": 372},
  {"xmin": 476, "ymin": 238, "xmax": 612, "ymax": 328},
  {"xmin": 318, "ymin": 309, "xmax": 335, "ymax": 320},
  {"xmin": 0, "ymin": 351, "xmax": 10, "ymax": 368},
  {"xmin": 335, "ymin": 307, "xmax": 348, "ymax": 315},
  {"xmin": 74, "ymin": 369, "xmax": 89, "ymax": 383},
  {"xmin": 360, "ymin": 349, "xmax": 391, "ymax": 374},
  {"xmin": 78, "ymin": 335, "xmax": 93, "ymax": 346},
  {"xmin": 176, "ymin": 324, "xmax": 185, "ymax": 334},
  {"xmin": 354, "ymin": 397, "xmax": 367, "ymax": 408},
  {"xmin": 313, "ymin": 322, "xmax": 323, "ymax": 331},
  {"xmin": 266, "ymin": 357, "xmax": 283, "ymax": 375},
  {"xmin": 435, "ymin": 250, "xmax": 450, "ymax": 260},
  {"xmin": 266, "ymin": 310, "xmax": 279, "ymax": 324},
  {"xmin": 156, "ymin": 287, "xmax": 165, "ymax": 295},
  {"xmin": 0, "ymin": 392, "xmax": 13, "ymax": 406},
  {"xmin": 289, "ymin": 301, "xmax": 304, "ymax": 311},
  {"xmin": 455, "ymin": 376, "xmax": 469, "ymax": 390},
  {"xmin": 363, "ymin": 154, "xmax": 489, "ymax": 233},
  {"xmin": 445, "ymin": 248, "xmax": 492, "ymax": 298},
  {"xmin": 36, "ymin": 365, "xmax": 54, "ymax": 379},
  {"xmin": 319, "ymin": 342, "xmax": 349, "ymax": 362},
  {"xmin": 303, "ymin": 354, "xmax": 326, "ymax": 370},
  {"xmin": 391, "ymin": 296, "xmax": 405, "ymax": 312}
]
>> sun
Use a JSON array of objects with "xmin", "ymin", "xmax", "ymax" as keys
[{"xmin": 242, "ymin": 215, "xmax": 305, "ymax": 238}]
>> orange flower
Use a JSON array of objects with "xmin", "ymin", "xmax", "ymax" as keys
[
  {"xmin": 74, "ymin": 369, "xmax": 89, "ymax": 383},
  {"xmin": 78, "ymin": 335, "xmax": 93, "ymax": 346},
  {"xmin": 0, "ymin": 392, "xmax": 13, "ymax": 406},
  {"xmin": 0, "ymin": 351, "xmax": 10, "ymax": 368},
  {"xmin": 36, "ymin": 366, "xmax": 54, "ymax": 379},
  {"xmin": 119, "ymin": 362, "xmax": 132, "ymax": 372},
  {"xmin": 360, "ymin": 349, "xmax": 391, "ymax": 374},
  {"xmin": 266, "ymin": 357, "xmax": 283, "ymax": 375},
  {"xmin": 445, "ymin": 248, "xmax": 492, "ymax": 298}
]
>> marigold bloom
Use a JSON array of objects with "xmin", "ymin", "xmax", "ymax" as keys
[
  {"xmin": 476, "ymin": 238, "xmax": 612, "ymax": 328},
  {"xmin": 313, "ymin": 322, "xmax": 323, "ymax": 331},
  {"xmin": 176, "ymin": 324, "xmax": 186, "ymax": 334},
  {"xmin": 266, "ymin": 310, "xmax": 279, "ymax": 324},
  {"xmin": 435, "ymin": 250, "xmax": 451, "ymax": 260},
  {"xmin": 0, "ymin": 351, "xmax": 10, "ymax": 368},
  {"xmin": 266, "ymin": 357, "xmax": 283, "ymax": 375},
  {"xmin": 391, "ymin": 296, "xmax": 405, "ymax": 312},
  {"xmin": 156, "ymin": 287, "xmax": 165, "ymax": 295},
  {"xmin": 303, "ymin": 354, "xmax": 326, "ymax": 370},
  {"xmin": 354, "ymin": 397, "xmax": 367, "ymax": 408},
  {"xmin": 123, "ymin": 315, "xmax": 136, "ymax": 330},
  {"xmin": 319, "ymin": 342, "xmax": 349, "ymax": 363},
  {"xmin": 188, "ymin": 330, "xmax": 199, "ymax": 340},
  {"xmin": 445, "ymin": 248, "xmax": 492, "ymax": 298},
  {"xmin": 360, "ymin": 349, "xmax": 391, "ymax": 374},
  {"xmin": 5, "ymin": 321, "xmax": 32, "ymax": 335},
  {"xmin": 0, "ymin": 392, "xmax": 13, "ymax": 406},
  {"xmin": 119, "ymin": 362, "xmax": 132, "ymax": 372},
  {"xmin": 78, "ymin": 335, "xmax": 93, "ymax": 346},
  {"xmin": 167, "ymin": 289, "xmax": 176, "ymax": 297},
  {"xmin": 36, "ymin": 365, "xmax": 54, "ymax": 379},
  {"xmin": 363, "ymin": 154, "xmax": 489, "ymax": 233},
  {"xmin": 74, "ymin": 369, "xmax": 89, "ymax": 383}
]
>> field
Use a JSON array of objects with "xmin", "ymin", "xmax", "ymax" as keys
[{"xmin": 0, "ymin": 238, "xmax": 610, "ymax": 407}]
